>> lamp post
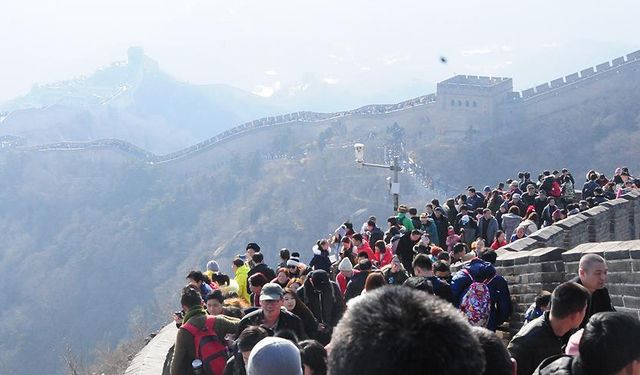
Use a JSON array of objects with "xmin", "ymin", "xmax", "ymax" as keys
[{"xmin": 354, "ymin": 143, "xmax": 401, "ymax": 212}]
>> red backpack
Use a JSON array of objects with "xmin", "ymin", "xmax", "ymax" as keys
[{"xmin": 181, "ymin": 316, "xmax": 228, "ymax": 375}]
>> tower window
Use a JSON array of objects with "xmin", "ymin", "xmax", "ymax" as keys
[
  {"xmin": 465, "ymin": 100, "xmax": 469, "ymax": 107},
  {"xmin": 458, "ymin": 100, "xmax": 462, "ymax": 106},
  {"xmin": 473, "ymin": 101, "xmax": 477, "ymax": 107},
  {"xmin": 451, "ymin": 99, "xmax": 455, "ymax": 106}
]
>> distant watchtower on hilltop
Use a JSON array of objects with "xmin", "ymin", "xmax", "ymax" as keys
[{"xmin": 435, "ymin": 75, "xmax": 513, "ymax": 131}]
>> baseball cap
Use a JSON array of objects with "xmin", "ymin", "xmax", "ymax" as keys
[{"xmin": 259, "ymin": 283, "xmax": 284, "ymax": 301}]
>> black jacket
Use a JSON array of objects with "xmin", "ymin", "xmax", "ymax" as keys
[
  {"xmin": 571, "ymin": 276, "xmax": 615, "ymax": 328},
  {"xmin": 395, "ymin": 233, "xmax": 419, "ymax": 275},
  {"xmin": 431, "ymin": 214, "xmax": 449, "ymax": 248},
  {"xmin": 368, "ymin": 226, "xmax": 384, "ymax": 248},
  {"xmin": 297, "ymin": 278, "xmax": 345, "ymax": 327},
  {"xmin": 237, "ymin": 308, "xmax": 306, "ymax": 339},
  {"xmin": 428, "ymin": 276, "xmax": 455, "ymax": 304},
  {"xmin": 246, "ymin": 263, "xmax": 276, "ymax": 292},
  {"xmin": 344, "ymin": 270, "xmax": 371, "ymax": 302},
  {"xmin": 507, "ymin": 312, "xmax": 570, "ymax": 375},
  {"xmin": 533, "ymin": 355, "xmax": 588, "ymax": 375}
]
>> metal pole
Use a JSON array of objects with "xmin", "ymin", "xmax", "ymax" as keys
[{"xmin": 393, "ymin": 156, "xmax": 399, "ymax": 212}]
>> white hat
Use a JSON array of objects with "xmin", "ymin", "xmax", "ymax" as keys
[{"xmin": 338, "ymin": 257, "xmax": 353, "ymax": 272}]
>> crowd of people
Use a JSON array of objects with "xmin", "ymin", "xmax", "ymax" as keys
[{"xmin": 168, "ymin": 166, "xmax": 639, "ymax": 375}]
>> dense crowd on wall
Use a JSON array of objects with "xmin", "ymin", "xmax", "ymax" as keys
[{"xmin": 166, "ymin": 166, "xmax": 640, "ymax": 375}]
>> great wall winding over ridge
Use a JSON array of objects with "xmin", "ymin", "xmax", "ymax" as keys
[{"xmin": 3, "ymin": 49, "xmax": 639, "ymax": 167}]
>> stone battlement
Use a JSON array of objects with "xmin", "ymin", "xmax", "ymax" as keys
[{"xmin": 508, "ymin": 50, "xmax": 640, "ymax": 101}]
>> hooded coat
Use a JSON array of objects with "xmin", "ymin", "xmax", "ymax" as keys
[{"xmin": 296, "ymin": 270, "xmax": 345, "ymax": 327}]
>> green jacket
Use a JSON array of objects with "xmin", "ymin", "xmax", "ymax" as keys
[
  {"xmin": 234, "ymin": 264, "xmax": 250, "ymax": 303},
  {"xmin": 397, "ymin": 213, "xmax": 414, "ymax": 231}
]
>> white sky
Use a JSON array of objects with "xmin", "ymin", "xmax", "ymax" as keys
[{"xmin": 1, "ymin": 0, "xmax": 639, "ymax": 105}]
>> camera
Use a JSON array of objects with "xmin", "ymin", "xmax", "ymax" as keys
[{"xmin": 174, "ymin": 310, "xmax": 184, "ymax": 319}]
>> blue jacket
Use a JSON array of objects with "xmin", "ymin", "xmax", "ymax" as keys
[{"xmin": 451, "ymin": 258, "xmax": 512, "ymax": 331}]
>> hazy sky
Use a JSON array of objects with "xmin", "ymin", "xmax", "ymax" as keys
[{"xmin": 1, "ymin": 0, "xmax": 638, "ymax": 106}]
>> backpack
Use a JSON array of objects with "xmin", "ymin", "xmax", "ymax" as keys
[
  {"xmin": 181, "ymin": 316, "xmax": 228, "ymax": 375},
  {"xmin": 459, "ymin": 269, "xmax": 495, "ymax": 327},
  {"xmin": 550, "ymin": 181, "xmax": 561, "ymax": 198}
]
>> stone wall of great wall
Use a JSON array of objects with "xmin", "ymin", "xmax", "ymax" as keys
[{"xmin": 492, "ymin": 189, "xmax": 640, "ymax": 337}]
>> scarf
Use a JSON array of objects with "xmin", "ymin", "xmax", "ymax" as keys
[{"xmin": 182, "ymin": 305, "xmax": 207, "ymax": 325}]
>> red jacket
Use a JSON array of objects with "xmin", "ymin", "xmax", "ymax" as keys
[
  {"xmin": 491, "ymin": 240, "xmax": 507, "ymax": 250},
  {"xmin": 374, "ymin": 250, "xmax": 393, "ymax": 268},
  {"xmin": 336, "ymin": 270, "xmax": 360, "ymax": 295},
  {"xmin": 356, "ymin": 242, "xmax": 376, "ymax": 261}
]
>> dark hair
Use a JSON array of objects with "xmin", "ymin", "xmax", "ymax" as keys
[
  {"xmin": 237, "ymin": 325, "xmax": 268, "ymax": 352},
  {"xmin": 550, "ymin": 282, "xmax": 590, "ymax": 319},
  {"xmin": 494, "ymin": 230, "xmax": 504, "ymax": 241},
  {"xmin": 252, "ymin": 252, "xmax": 264, "ymax": 263},
  {"xmin": 329, "ymin": 287, "xmax": 485, "ymax": 374},
  {"xmin": 205, "ymin": 289, "xmax": 224, "ymax": 304},
  {"xmin": 299, "ymin": 340, "xmax": 328, "ymax": 375},
  {"xmin": 291, "ymin": 251, "xmax": 300, "ymax": 258},
  {"xmin": 246, "ymin": 242, "xmax": 261, "ymax": 252},
  {"xmin": 364, "ymin": 272, "xmax": 386, "ymax": 292},
  {"xmin": 402, "ymin": 277, "xmax": 433, "ymax": 293},
  {"xmin": 180, "ymin": 286, "xmax": 202, "ymax": 308},
  {"xmin": 410, "ymin": 229, "xmax": 423, "ymax": 236},
  {"xmin": 248, "ymin": 273, "xmax": 268, "ymax": 288},
  {"xmin": 187, "ymin": 270, "xmax": 206, "ymax": 283},
  {"xmin": 233, "ymin": 258, "xmax": 244, "ymax": 267},
  {"xmin": 471, "ymin": 327, "xmax": 513, "ymax": 375},
  {"xmin": 374, "ymin": 240, "xmax": 386, "ymax": 253},
  {"xmin": 279, "ymin": 248, "xmax": 290, "ymax": 260},
  {"xmin": 357, "ymin": 251, "xmax": 369, "ymax": 259},
  {"xmin": 367, "ymin": 220, "xmax": 376, "ymax": 227},
  {"xmin": 352, "ymin": 233, "xmax": 364, "ymax": 243},
  {"xmin": 508, "ymin": 206, "xmax": 520, "ymax": 215},
  {"xmin": 579, "ymin": 312, "xmax": 640, "ymax": 374},
  {"xmin": 535, "ymin": 290, "xmax": 552, "ymax": 308},
  {"xmin": 222, "ymin": 305, "xmax": 243, "ymax": 319},
  {"xmin": 431, "ymin": 199, "xmax": 440, "ymax": 207},
  {"xmin": 358, "ymin": 259, "xmax": 372, "ymax": 271},
  {"xmin": 409, "ymin": 207, "xmax": 418, "ymax": 215},
  {"xmin": 212, "ymin": 273, "xmax": 230, "ymax": 286},
  {"xmin": 274, "ymin": 329, "xmax": 299, "ymax": 346},
  {"xmin": 453, "ymin": 243, "xmax": 466, "ymax": 254},
  {"xmin": 437, "ymin": 252, "xmax": 451, "ymax": 261},
  {"xmin": 412, "ymin": 254, "xmax": 432, "ymax": 272},
  {"xmin": 433, "ymin": 260, "xmax": 450, "ymax": 273},
  {"xmin": 283, "ymin": 287, "xmax": 315, "ymax": 322},
  {"xmin": 480, "ymin": 251, "xmax": 497, "ymax": 265}
]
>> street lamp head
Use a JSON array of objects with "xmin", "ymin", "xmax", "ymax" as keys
[{"xmin": 354, "ymin": 143, "xmax": 365, "ymax": 166}]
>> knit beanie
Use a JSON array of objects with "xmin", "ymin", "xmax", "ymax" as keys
[
  {"xmin": 206, "ymin": 260, "xmax": 220, "ymax": 273},
  {"xmin": 338, "ymin": 257, "xmax": 353, "ymax": 272},
  {"xmin": 247, "ymin": 337, "xmax": 302, "ymax": 375}
]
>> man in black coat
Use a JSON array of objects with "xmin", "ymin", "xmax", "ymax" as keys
[
  {"xmin": 395, "ymin": 229, "xmax": 422, "ymax": 276},
  {"xmin": 572, "ymin": 253, "xmax": 615, "ymax": 328},
  {"xmin": 296, "ymin": 269, "xmax": 345, "ymax": 345},
  {"xmin": 508, "ymin": 282, "xmax": 590, "ymax": 375},
  {"xmin": 431, "ymin": 207, "xmax": 449, "ymax": 248}
]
